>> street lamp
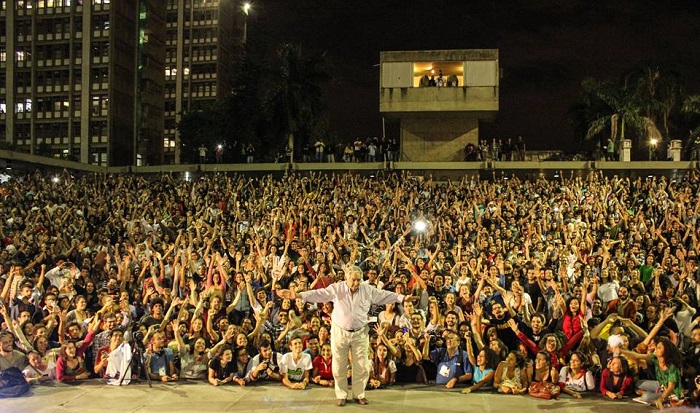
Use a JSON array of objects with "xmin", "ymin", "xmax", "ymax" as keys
[
  {"xmin": 242, "ymin": 2, "xmax": 251, "ymax": 44},
  {"xmin": 649, "ymin": 138, "xmax": 658, "ymax": 161}
]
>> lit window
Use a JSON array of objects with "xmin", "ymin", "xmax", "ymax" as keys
[
  {"xmin": 16, "ymin": 51, "xmax": 26, "ymax": 61},
  {"xmin": 183, "ymin": 67, "xmax": 190, "ymax": 76}
]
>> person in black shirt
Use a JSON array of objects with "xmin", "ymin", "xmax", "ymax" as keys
[{"xmin": 207, "ymin": 346, "xmax": 236, "ymax": 386}]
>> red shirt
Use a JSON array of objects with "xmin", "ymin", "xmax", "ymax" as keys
[{"xmin": 312, "ymin": 355, "xmax": 333, "ymax": 380}]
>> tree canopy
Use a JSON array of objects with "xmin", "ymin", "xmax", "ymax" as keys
[{"xmin": 177, "ymin": 43, "xmax": 332, "ymax": 163}]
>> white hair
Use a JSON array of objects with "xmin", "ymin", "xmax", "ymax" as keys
[{"xmin": 344, "ymin": 265, "xmax": 364, "ymax": 280}]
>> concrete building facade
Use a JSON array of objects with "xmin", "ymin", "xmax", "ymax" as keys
[
  {"xmin": 0, "ymin": 0, "xmax": 151, "ymax": 166},
  {"xmin": 379, "ymin": 49, "xmax": 499, "ymax": 161},
  {"xmin": 0, "ymin": 0, "xmax": 237, "ymax": 167}
]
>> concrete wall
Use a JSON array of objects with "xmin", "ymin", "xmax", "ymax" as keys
[
  {"xmin": 380, "ymin": 86, "xmax": 499, "ymax": 114},
  {"xmin": 401, "ymin": 117, "xmax": 479, "ymax": 161}
]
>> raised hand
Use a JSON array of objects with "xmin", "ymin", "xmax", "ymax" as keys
[{"xmin": 276, "ymin": 289, "xmax": 297, "ymax": 300}]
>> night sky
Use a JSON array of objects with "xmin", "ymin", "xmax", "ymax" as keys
[{"xmin": 248, "ymin": 0, "xmax": 700, "ymax": 150}]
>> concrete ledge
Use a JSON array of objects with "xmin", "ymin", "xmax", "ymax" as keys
[
  {"xmin": 0, "ymin": 149, "xmax": 104, "ymax": 173},
  {"xmin": 394, "ymin": 161, "xmax": 486, "ymax": 170},
  {"xmin": 1, "ymin": 148, "xmax": 699, "ymax": 175},
  {"xmin": 293, "ymin": 162, "xmax": 384, "ymax": 171},
  {"xmin": 592, "ymin": 161, "xmax": 696, "ymax": 170},
  {"xmin": 492, "ymin": 161, "xmax": 591, "ymax": 169}
]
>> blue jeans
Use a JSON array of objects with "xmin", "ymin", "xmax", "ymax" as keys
[{"xmin": 637, "ymin": 380, "xmax": 661, "ymax": 402}]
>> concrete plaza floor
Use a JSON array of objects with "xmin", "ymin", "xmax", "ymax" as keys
[{"xmin": 2, "ymin": 380, "xmax": 671, "ymax": 413}]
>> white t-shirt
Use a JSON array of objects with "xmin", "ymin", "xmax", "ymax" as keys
[
  {"xmin": 279, "ymin": 352, "xmax": 312, "ymax": 382},
  {"xmin": 369, "ymin": 359, "xmax": 397, "ymax": 375},
  {"xmin": 23, "ymin": 359, "xmax": 57, "ymax": 381},
  {"xmin": 558, "ymin": 366, "xmax": 595, "ymax": 392}
]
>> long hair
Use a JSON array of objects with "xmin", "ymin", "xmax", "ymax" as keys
[
  {"xmin": 372, "ymin": 343, "xmax": 392, "ymax": 384},
  {"xmin": 481, "ymin": 348, "xmax": 500, "ymax": 370},
  {"xmin": 656, "ymin": 337, "xmax": 681, "ymax": 367},
  {"xmin": 58, "ymin": 339, "xmax": 79, "ymax": 360}
]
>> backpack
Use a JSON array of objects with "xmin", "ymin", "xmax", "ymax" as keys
[{"xmin": 0, "ymin": 367, "xmax": 31, "ymax": 398}]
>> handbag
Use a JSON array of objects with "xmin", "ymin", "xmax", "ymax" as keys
[{"xmin": 528, "ymin": 381, "xmax": 561, "ymax": 400}]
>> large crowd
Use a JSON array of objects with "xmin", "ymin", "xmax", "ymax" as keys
[{"xmin": 0, "ymin": 169, "xmax": 699, "ymax": 408}]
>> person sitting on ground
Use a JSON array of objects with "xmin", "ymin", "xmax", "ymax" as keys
[
  {"xmin": 207, "ymin": 346, "xmax": 235, "ymax": 386},
  {"xmin": 493, "ymin": 351, "xmax": 529, "ymax": 394},
  {"xmin": 422, "ymin": 331, "xmax": 473, "ymax": 389},
  {"xmin": 56, "ymin": 316, "xmax": 98, "ymax": 382},
  {"xmin": 558, "ymin": 351, "xmax": 595, "ymax": 399},
  {"xmin": 368, "ymin": 343, "xmax": 396, "ymax": 389},
  {"xmin": 144, "ymin": 331, "xmax": 179, "ymax": 383},
  {"xmin": 622, "ymin": 337, "xmax": 683, "ymax": 408},
  {"xmin": 173, "ymin": 318, "xmax": 231, "ymax": 380},
  {"xmin": 599, "ymin": 355, "xmax": 634, "ymax": 400},
  {"xmin": 311, "ymin": 343, "xmax": 334, "ymax": 387},
  {"xmin": 527, "ymin": 351, "xmax": 560, "ymax": 398},
  {"xmin": 22, "ymin": 350, "xmax": 55, "ymax": 384},
  {"xmin": 94, "ymin": 328, "xmax": 132, "ymax": 383},
  {"xmin": 280, "ymin": 335, "xmax": 312, "ymax": 390},
  {"xmin": 461, "ymin": 344, "xmax": 499, "ymax": 394}
]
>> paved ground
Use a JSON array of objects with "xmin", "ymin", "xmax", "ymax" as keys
[{"xmin": 2, "ymin": 380, "xmax": 676, "ymax": 413}]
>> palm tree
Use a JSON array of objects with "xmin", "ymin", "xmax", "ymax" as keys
[
  {"xmin": 578, "ymin": 77, "xmax": 651, "ymax": 146},
  {"xmin": 681, "ymin": 95, "xmax": 700, "ymax": 157},
  {"xmin": 261, "ymin": 43, "xmax": 331, "ymax": 162},
  {"xmin": 625, "ymin": 62, "xmax": 685, "ymax": 139}
]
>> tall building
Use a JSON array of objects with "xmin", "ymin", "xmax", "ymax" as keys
[
  {"xmin": 163, "ymin": 0, "xmax": 235, "ymax": 164},
  {"xmin": 0, "ymin": 0, "xmax": 237, "ymax": 167},
  {"xmin": 0, "ymin": 0, "xmax": 148, "ymax": 166},
  {"xmin": 379, "ymin": 50, "xmax": 500, "ymax": 161}
]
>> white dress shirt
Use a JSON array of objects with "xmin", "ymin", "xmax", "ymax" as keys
[{"xmin": 300, "ymin": 283, "xmax": 404, "ymax": 331}]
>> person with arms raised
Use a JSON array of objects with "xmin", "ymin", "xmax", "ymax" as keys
[{"xmin": 277, "ymin": 260, "xmax": 408, "ymax": 407}]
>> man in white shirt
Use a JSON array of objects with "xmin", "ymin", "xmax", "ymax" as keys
[{"xmin": 278, "ymin": 266, "xmax": 406, "ymax": 406}]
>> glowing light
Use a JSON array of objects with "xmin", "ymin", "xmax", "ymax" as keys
[
  {"xmin": 413, "ymin": 219, "xmax": 427, "ymax": 232},
  {"xmin": 243, "ymin": 2, "xmax": 251, "ymax": 15}
]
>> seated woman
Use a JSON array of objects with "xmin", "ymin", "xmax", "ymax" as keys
[
  {"xmin": 311, "ymin": 343, "xmax": 334, "ymax": 387},
  {"xmin": 461, "ymin": 344, "xmax": 499, "ymax": 394},
  {"xmin": 56, "ymin": 317, "xmax": 98, "ymax": 382},
  {"xmin": 493, "ymin": 351, "xmax": 529, "ymax": 394},
  {"xmin": 378, "ymin": 302, "xmax": 401, "ymax": 327},
  {"xmin": 622, "ymin": 337, "xmax": 683, "ymax": 408},
  {"xmin": 558, "ymin": 351, "xmax": 595, "ymax": 398},
  {"xmin": 368, "ymin": 343, "xmax": 396, "ymax": 389},
  {"xmin": 394, "ymin": 336, "xmax": 425, "ymax": 383},
  {"xmin": 599, "ymin": 356, "xmax": 634, "ymax": 400},
  {"xmin": 527, "ymin": 351, "xmax": 560, "ymax": 399},
  {"xmin": 231, "ymin": 347, "xmax": 251, "ymax": 386},
  {"xmin": 22, "ymin": 350, "xmax": 56, "ymax": 384},
  {"xmin": 178, "ymin": 320, "xmax": 229, "ymax": 381},
  {"xmin": 530, "ymin": 351, "xmax": 559, "ymax": 385},
  {"xmin": 208, "ymin": 346, "xmax": 236, "ymax": 386}
]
